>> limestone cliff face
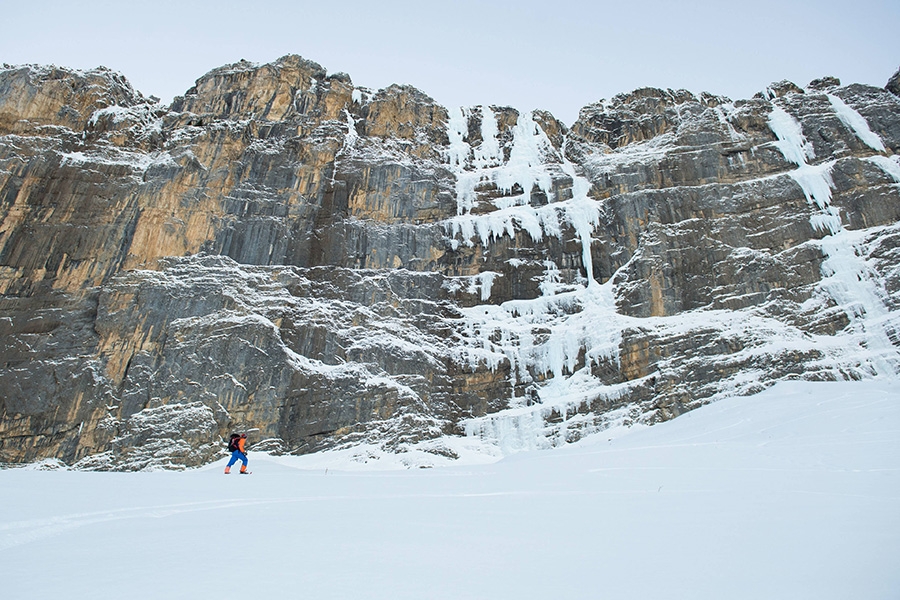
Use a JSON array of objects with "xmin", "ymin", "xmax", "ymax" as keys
[{"xmin": 1, "ymin": 56, "xmax": 899, "ymax": 469}]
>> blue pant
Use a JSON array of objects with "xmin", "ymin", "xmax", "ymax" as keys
[{"xmin": 227, "ymin": 450, "xmax": 248, "ymax": 467}]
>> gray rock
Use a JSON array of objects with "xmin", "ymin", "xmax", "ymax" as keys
[{"xmin": 2, "ymin": 58, "xmax": 899, "ymax": 469}]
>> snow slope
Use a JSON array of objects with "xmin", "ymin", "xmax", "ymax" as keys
[{"xmin": 3, "ymin": 380, "xmax": 899, "ymax": 599}]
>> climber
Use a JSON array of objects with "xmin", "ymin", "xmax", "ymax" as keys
[{"xmin": 224, "ymin": 432, "xmax": 250, "ymax": 474}]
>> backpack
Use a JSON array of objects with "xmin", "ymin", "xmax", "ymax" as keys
[{"xmin": 227, "ymin": 434, "xmax": 241, "ymax": 452}]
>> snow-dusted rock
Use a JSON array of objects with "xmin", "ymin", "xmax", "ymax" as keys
[{"xmin": 1, "ymin": 57, "xmax": 899, "ymax": 468}]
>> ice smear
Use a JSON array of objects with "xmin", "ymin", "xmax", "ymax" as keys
[
  {"xmin": 443, "ymin": 109, "xmax": 601, "ymax": 284},
  {"xmin": 767, "ymin": 105, "xmax": 815, "ymax": 165},
  {"xmin": 768, "ymin": 104, "xmax": 836, "ymax": 215},
  {"xmin": 791, "ymin": 161, "xmax": 838, "ymax": 231},
  {"xmin": 474, "ymin": 271, "xmax": 500, "ymax": 301},
  {"xmin": 446, "ymin": 105, "xmax": 470, "ymax": 171},
  {"xmin": 827, "ymin": 94, "xmax": 886, "ymax": 152},
  {"xmin": 88, "ymin": 105, "xmax": 136, "ymax": 127},
  {"xmin": 445, "ymin": 108, "xmax": 556, "ymax": 221},
  {"xmin": 817, "ymin": 228, "xmax": 900, "ymax": 376},
  {"xmin": 329, "ymin": 110, "xmax": 359, "ymax": 186},
  {"xmin": 867, "ymin": 154, "xmax": 900, "ymax": 183},
  {"xmin": 559, "ymin": 139, "xmax": 600, "ymax": 287},
  {"xmin": 458, "ymin": 279, "xmax": 624, "ymax": 452},
  {"xmin": 493, "ymin": 111, "xmax": 553, "ymax": 199},
  {"xmin": 342, "ymin": 109, "xmax": 359, "ymax": 150},
  {"xmin": 713, "ymin": 103, "xmax": 745, "ymax": 143},
  {"xmin": 456, "ymin": 98, "xmax": 900, "ymax": 449},
  {"xmin": 60, "ymin": 149, "xmax": 174, "ymax": 172},
  {"xmin": 473, "ymin": 106, "xmax": 502, "ymax": 169},
  {"xmin": 769, "ymin": 102, "xmax": 900, "ymax": 376},
  {"xmin": 441, "ymin": 104, "xmax": 617, "ymax": 452}
]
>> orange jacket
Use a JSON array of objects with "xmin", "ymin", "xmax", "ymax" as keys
[{"xmin": 238, "ymin": 437, "xmax": 246, "ymax": 453}]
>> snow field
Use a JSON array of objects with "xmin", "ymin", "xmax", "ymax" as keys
[
  {"xmin": 3, "ymin": 380, "xmax": 899, "ymax": 599},
  {"xmin": 10, "ymin": 87, "xmax": 898, "ymax": 598}
]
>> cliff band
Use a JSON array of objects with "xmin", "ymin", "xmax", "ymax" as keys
[{"xmin": 1, "ymin": 56, "xmax": 899, "ymax": 469}]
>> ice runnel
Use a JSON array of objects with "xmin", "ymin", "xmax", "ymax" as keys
[
  {"xmin": 768, "ymin": 105, "xmax": 816, "ymax": 166},
  {"xmin": 867, "ymin": 155, "xmax": 900, "ymax": 184},
  {"xmin": 827, "ymin": 94, "xmax": 885, "ymax": 152},
  {"xmin": 768, "ymin": 103, "xmax": 837, "ymax": 217},
  {"xmin": 443, "ymin": 109, "xmax": 601, "ymax": 277},
  {"xmin": 769, "ymin": 102, "xmax": 899, "ymax": 376},
  {"xmin": 444, "ymin": 106, "xmax": 617, "ymax": 452},
  {"xmin": 560, "ymin": 140, "xmax": 600, "ymax": 288},
  {"xmin": 456, "ymin": 277, "xmax": 626, "ymax": 452}
]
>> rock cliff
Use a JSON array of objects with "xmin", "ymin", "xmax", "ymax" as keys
[{"xmin": 1, "ymin": 56, "xmax": 899, "ymax": 469}]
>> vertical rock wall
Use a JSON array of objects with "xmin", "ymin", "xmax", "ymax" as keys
[{"xmin": 1, "ymin": 56, "xmax": 899, "ymax": 468}]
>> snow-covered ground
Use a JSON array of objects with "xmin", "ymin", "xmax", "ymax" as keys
[{"xmin": 4, "ymin": 380, "xmax": 899, "ymax": 599}]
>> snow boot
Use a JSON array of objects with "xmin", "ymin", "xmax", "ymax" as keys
[
  {"xmin": 240, "ymin": 465, "xmax": 248, "ymax": 474},
  {"xmin": 224, "ymin": 466, "xmax": 231, "ymax": 474}
]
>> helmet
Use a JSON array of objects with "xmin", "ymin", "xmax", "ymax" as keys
[{"xmin": 240, "ymin": 433, "xmax": 247, "ymax": 438}]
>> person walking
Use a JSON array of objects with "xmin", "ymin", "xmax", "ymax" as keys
[{"xmin": 224, "ymin": 433, "xmax": 249, "ymax": 474}]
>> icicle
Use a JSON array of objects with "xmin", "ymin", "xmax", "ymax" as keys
[
  {"xmin": 446, "ymin": 106, "xmax": 471, "ymax": 171},
  {"xmin": 342, "ymin": 110, "xmax": 358, "ymax": 150},
  {"xmin": 560, "ymin": 136, "xmax": 601, "ymax": 287}
]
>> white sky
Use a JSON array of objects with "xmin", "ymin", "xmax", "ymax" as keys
[{"xmin": 2, "ymin": 0, "xmax": 898, "ymax": 125}]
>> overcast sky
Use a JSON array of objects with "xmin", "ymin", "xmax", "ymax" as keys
[{"xmin": 2, "ymin": 0, "xmax": 898, "ymax": 125}]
